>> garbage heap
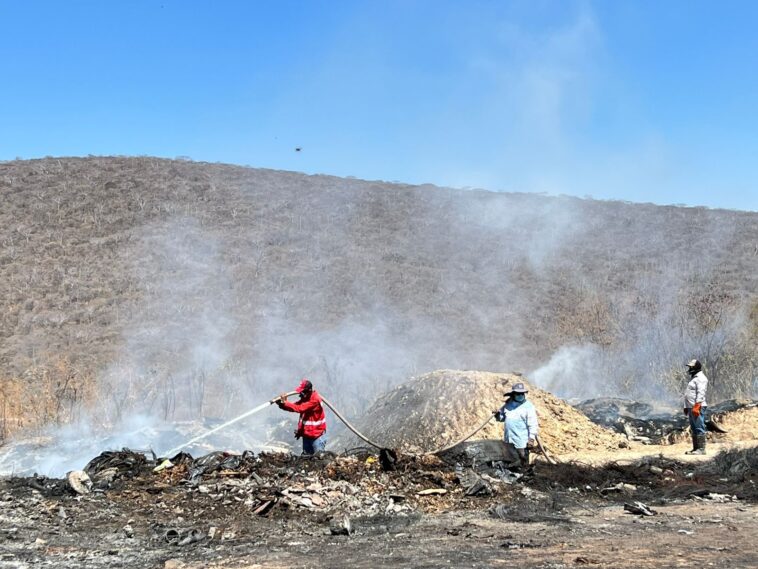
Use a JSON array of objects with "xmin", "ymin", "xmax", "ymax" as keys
[
  {"xmin": 36, "ymin": 442, "xmax": 758, "ymax": 532},
  {"xmin": 51, "ymin": 448, "xmax": 525, "ymax": 520}
]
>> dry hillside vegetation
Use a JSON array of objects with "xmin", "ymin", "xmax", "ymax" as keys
[{"xmin": 0, "ymin": 157, "xmax": 756, "ymax": 437}]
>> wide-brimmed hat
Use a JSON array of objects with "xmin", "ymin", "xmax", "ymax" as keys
[{"xmin": 505, "ymin": 382, "xmax": 528, "ymax": 395}]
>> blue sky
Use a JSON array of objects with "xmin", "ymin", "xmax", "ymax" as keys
[{"xmin": 1, "ymin": 1, "xmax": 756, "ymax": 211}]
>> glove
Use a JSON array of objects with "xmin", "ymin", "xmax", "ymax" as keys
[
  {"xmin": 683, "ymin": 408, "xmax": 689, "ymax": 417},
  {"xmin": 692, "ymin": 402, "xmax": 701, "ymax": 418},
  {"xmin": 526, "ymin": 439, "xmax": 536, "ymax": 450},
  {"xmin": 275, "ymin": 393, "xmax": 288, "ymax": 408}
]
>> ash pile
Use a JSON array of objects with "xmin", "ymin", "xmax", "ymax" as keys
[
  {"xmin": 332, "ymin": 370, "xmax": 625, "ymax": 455},
  {"xmin": 38, "ymin": 447, "xmax": 521, "ymax": 519},
  {"xmin": 2, "ymin": 446, "xmax": 537, "ymax": 568},
  {"xmin": 4, "ymin": 440, "xmax": 757, "ymax": 568},
  {"xmin": 574, "ymin": 398, "xmax": 688, "ymax": 444},
  {"xmin": 576, "ymin": 398, "xmax": 758, "ymax": 445}
]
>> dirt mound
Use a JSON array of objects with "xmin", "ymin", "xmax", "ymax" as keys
[
  {"xmin": 333, "ymin": 370, "xmax": 625, "ymax": 455},
  {"xmin": 667, "ymin": 400, "xmax": 758, "ymax": 444},
  {"xmin": 711, "ymin": 400, "xmax": 758, "ymax": 440}
]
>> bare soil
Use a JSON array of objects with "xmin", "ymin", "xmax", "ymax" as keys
[{"xmin": 2, "ymin": 441, "xmax": 756, "ymax": 569}]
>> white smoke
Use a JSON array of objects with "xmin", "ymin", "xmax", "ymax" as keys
[{"xmin": 529, "ymin": 345, "xmax": 606, "ymax": 401}]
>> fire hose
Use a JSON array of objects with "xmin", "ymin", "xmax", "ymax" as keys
[
  {"xmin": 319, "ymin": 396, "xmax": 386, "ymax": 450},
  {"xmin": 162, "ymin": 391, "xmax": 557, "ymax": 464},
  {"xmin": 321, "ymin": 397, "xmax": 499, "ymax": 456},
  {"xmin": 323, "ymin": 398, "xmax": 557, "ymax": 463},
  {"xmin": 162, "ymin": 391, "xmax": 299, "ymax": 457}
]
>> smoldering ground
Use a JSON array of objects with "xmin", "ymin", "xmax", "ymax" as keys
[{"xmin": 1, "ymin": 160, "xmax": 756, "ymax": 475}]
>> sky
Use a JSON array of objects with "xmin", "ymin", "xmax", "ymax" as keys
[{"xmin": 1, "ymin": 0, "xmax": 757, "ymax": 211}]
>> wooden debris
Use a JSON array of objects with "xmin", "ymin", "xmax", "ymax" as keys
[{"xmin": 417, "ymin": 488, "xmax": 447, "ymax": 496}]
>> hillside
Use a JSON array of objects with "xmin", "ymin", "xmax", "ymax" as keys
[{"xmin": 0, "ymin": 156, "xmax": 756, "ymax": 435}]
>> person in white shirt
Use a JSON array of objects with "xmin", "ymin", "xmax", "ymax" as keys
[
  {"xmin": 683, "ymin": 359, "xmax": 708, "ymax": 455},
  {"xmin": 494, "ymin": 382, "xmax": 539, "ymax": 470}
]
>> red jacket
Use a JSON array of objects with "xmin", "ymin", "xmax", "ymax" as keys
[{"xmin": 280, "ymin": 390, "xmax": 326, "ymax": 439}]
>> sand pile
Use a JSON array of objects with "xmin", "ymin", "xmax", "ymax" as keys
[
  {"xmin": 333, "ymin": 370, "xmax": 624, "ymax": 455},
  {"xmin": 668, "ymin": 399, "xmax": 758, "ymax": 444},
  {"xmin": 712, "ymin": 400, "xmax": 758, "ymax": 440}
]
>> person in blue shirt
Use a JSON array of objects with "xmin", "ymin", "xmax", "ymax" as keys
[{"xmin": 494, "ymin": 382, "xmax": 540, "ymax": 470}]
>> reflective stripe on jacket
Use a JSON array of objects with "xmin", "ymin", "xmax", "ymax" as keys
[
  {"xmin": 280, "ymin": 390, "xmax": 327, "ymax": 438},
  {"xmin": 495, "ymin": 399, "xmax": 539, "ymax": 449},
  {"xmin": 684, "ymin": 371, "xmax": 708, "ymax": 408}
]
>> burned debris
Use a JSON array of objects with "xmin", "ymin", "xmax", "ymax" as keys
[
  {"xmin": 2, "ymin": 443, "xmax": 756, "ymax": 569},
  {"xmin": 575, "ymin": 397, "xmax": 758, "ymax": 445},
  {"xmin": 575, "ymin": 397, "xmax": 689, "ymax": 444},
  {"xmin": 23, "ymin": 440, "xmax": 758, "ymax": 513},
  {"xmin": 85, "ymin": 448, "xmax": 149, "ymax": 486},
  {"xmin": 623, "ymin": 501, "xmax": 657, "ymax": 516},
  {"xmin": 2, "ymin": 372, "xmax": 756, "ymax": 568}
]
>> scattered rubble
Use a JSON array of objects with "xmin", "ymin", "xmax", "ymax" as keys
[
  {"xmin": 690, "ymin": 491, "xmax": 738, "ymax": 503},
  {"xmin": 600, "ymin": 482, "xmax": 637, "ymax": 496},
  {"xmin": 577, "ymin": 397, "xmax": 758, "ymax": 445},
  {"xmin": 623, "ymin": 502, "xmax": 657, "ymax": 516},
  {"xmin": 65, "ymin": 470, "xmax": 92, "ymax": 495},
  {"xmin": 329, "ymin": 515, "xmax": 352, "ymax": 535},
  {"xmin": 0, "ymin": 443, "xmax": 756, "ymax": 568},
  {"xmin": 165, "ymin": 528, "xmax": 206, "ymax": 546},
  {"xmin": 576, "ymin": 397, "xmax": 687, "ymax": 443}
]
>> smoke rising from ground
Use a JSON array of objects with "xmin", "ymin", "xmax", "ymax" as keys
[{"xmin": 0, "ymin": 157, "xmax": 756, "ymax": 476}]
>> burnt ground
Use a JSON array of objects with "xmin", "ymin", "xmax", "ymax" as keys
[{"xmin": 1, "ymin": 443, "xmax": 756, "ymax": 569}]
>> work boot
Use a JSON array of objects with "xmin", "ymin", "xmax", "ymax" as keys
[
  {"xmin": 686, "ymin": 434, "xmax": 706, "ymax": 455},
  {"xmin": 695, "ymin": 434, "xmax": 707, "ymax": 455},
  {"xmin": 685, "ymin": 432, "xmax": 698, "ymax": 455},
  {"xmin": 514, "ymin": 448, "xmax": 531, "ymax": 472}
]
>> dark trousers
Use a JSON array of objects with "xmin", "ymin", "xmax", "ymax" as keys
[{"xmin": 302, "ymin": 433, "xmax": 327, "ymax": 455}]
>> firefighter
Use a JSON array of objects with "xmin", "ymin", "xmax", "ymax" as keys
[
  {"xmin": 683, "ymin": 359, "xmax": 708, "ymax": 455},
  {"xmin": 276, "ymin": 379, "xmax": 327, "ymax": 455},
  {"xmin": 494, "ymin": 382, "xmax": 539, "ymax": 470}
]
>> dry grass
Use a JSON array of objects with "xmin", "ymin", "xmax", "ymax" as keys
[
  {"xmin": 0, "ymin": 156, "xmax": 756, "ymax": 436},
  {"xmin": 0, "ymin": 357, "xmax": 96, "ymax": 442}
]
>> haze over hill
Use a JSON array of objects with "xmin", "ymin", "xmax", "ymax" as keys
[{"xmin": 0, "ymin": 156, "xmax": 756, "ymax": 437}]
